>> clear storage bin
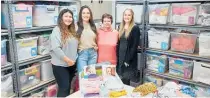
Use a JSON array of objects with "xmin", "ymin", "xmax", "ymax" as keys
[
  {"xmin": 1, "ymin": 73, "xmax": 14, "ymax": 97},
  {"xmin": 116, "ymin": 4, "xmax": 143, "ymax": 23},
  {"xmin": 19, "ymin": 63, "xmax": 41, "ymax": 90},
  {"xmin": 171, "ymin": 33, "xmax": 197, "ymax": 53},
  {"xmin": 40, "ymin": 59, "xmax": 54, "ymax": 81},
  {"xmin": 148, "ymin": 28, "xmax": 170, "ymax": 50},
  {"xmin": 171, "ymin": 3, "xmax": 199, "ymax": 25},
  {"xmin": 199, "ymin": 33, "xmax": 210, "ymax": 57},
  {"xmin": 38, "ymin": 34, "xmax": 50, "ymax": 55},
  {"xmin": 146, "ymin": 53, "xmax": 168, "ymax": 73},
  {"xmin": 149, "ymin": 4, "xmax": 170, "ymax": 24},
  {"xmin": 169, "ymin": 57, "xmax": 194, "ymax": 79},
  {"xmin": 16, "ymin": 37, "xmax": 38, "ymax": 61},
  {"xmin": 1, "ymin": 4, "xmax": 32, "ymax": 28},
  {"xmin": 197, "ymin": 4, "xmax": 210, "ymax": 26},
  {"xmin": 45, "ymin": 84, "xmax": 58, "ymax": 97},
  {"xmin": 33, "ymin": 5, "xmax": 58, "ymax": 26}
]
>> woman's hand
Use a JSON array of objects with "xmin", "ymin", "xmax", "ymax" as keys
[
  {"xmin": 64, "ymin": 56, "xmax": 75, "ymax": 66},
  {"xmin": 94, "ymin": 46, "xmax": 98, "ymax": 51}
]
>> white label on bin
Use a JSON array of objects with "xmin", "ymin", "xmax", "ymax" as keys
[
  {"xmin": 28, "ymin": 76, "xmax": 35, "ymax": 80},
  {"xmin": 31, "ymin": 47, "xmax": 37, "ymax": 56},
  {"xmin": 54, "ymin": 16, "xmax": 58, "ymax": 24}
]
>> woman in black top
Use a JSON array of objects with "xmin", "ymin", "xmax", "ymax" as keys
[{"xmin": 117, "ymin": 8, "xmax": 140, "ymax": 85}]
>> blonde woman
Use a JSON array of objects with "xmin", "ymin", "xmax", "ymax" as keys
[{"xmin": 117, "ymin": 9, "xmax": 140, "ymax": 85}]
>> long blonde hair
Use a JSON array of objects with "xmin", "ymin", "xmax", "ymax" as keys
[{"xmin": 119, "ymin": 9, "xmax": 135, "ymax": 38}]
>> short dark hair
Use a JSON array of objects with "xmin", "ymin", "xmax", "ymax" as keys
[{"xmin": 101, "ymin": 13, "xmax": 113, "ymax": 24}]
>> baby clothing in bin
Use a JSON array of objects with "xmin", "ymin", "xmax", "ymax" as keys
[
  {"xmin": 1, "ymin": 73, "xmax": 14, "ymax": 97},
  {"xmin": 171, "ymin": 3, "xmax": 199, "ymax": 25},
  {"xmin": 199, "ymin": 33, "xmax": 210, "ymax": 57},
  {"xmin": 149, "ymin": 4, "xmax": 170, "ymax": 24},
  {"xmin": 197, "ymin": 4, "xmax": 210, "ymax": 26}
]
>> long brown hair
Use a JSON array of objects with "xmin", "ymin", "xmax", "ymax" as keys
[
  {"xmin": 57, "ymin": 9, "xmax": 78, "ymax": 44},
  {"xmin": 77, "ymin": 5, "xmax": 97, "ymax": 36},
  {"xmin": 119, "ymin": 9, "xmax": 135, "ymax": 39}
]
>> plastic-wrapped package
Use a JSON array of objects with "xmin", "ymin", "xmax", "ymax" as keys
[
  {"xmin": 40, "ymin": 59, "xmax": 54, "ymax": 81},
  {"xmin": 199, "ymin": 33, "xmax": 210, "ymax": 57},
  {"xmin": 19, "ymin": 63, "xmax": 41, "ymax": 90},
  {"xmin": 169, "ymin": 57, "xmax": 194, "ymax": 79},
  {"xmin": 197, "ymin": 4, "xmax": 210, "ymax": 26},
  {"xmin": 33, "ymin": 5, "xmax": 58, "ymax": 26},
  {"xmin": 79, "ymin": 64, "xmax": 103, "ymax": 97},
  {"xmin": 149, "ymin": 4, "xmax": 170, "ymax": 24},
  {"xmin": 29, "ymin": 90, "xmax": 45, "ymax": 98},
  {"xmin": 146, "ymin": 53, "xmax": 168, "ymax": 73},
  {"xmin": 171, "ymin": 3, "xmax": 199, "ymax": 25},
  {"xmin": 59, "ymin": 4, "xmax": 78, "ymax": 22},
  {"xmin": 1, "ymin": 73, "xmax": 14, "ymax": 97},
  {"xmin": 171, "ymin": 33, "xmax": 197, "ymax": 53},
  {"xmin": 1, "ymin": 40, "xmax": 7, "ymax": 66},
  {"xmin": 193, "ymin": 61, "xmax": 210, "ymax": 85},
  {"xmin": 116, "ymin": 4, "xmax": 143, "ymax": 23},
  {"xmin": 148, "ymin": 28, "xmax": 170, "ymax": 50},
  {"xmin": 1, "ymin": 4, "xmax": 32, "ymax": 28},
  {"xmin": 38, "ymin": 34, "xmax": 50, "ymax": 55},
  {"xmin": 45, "ymin": 84, "xmax": 58, "ymax": 97}
]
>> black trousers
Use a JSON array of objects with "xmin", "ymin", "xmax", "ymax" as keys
[{"xmin": 52, "ymin": 65, "xmax": 76, "ymax": 97}]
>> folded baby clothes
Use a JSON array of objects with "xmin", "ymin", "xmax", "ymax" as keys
[
  {"xmin": 197, "ymin": 4, "xmax": 210, "ymax": 26},
  {"xmin": 171, "ymin": 3, "xmax": 199, "ymax": 25},
  {"xmin": 149, "ymin": 4, "xmax": 170, "ymax": 24}
]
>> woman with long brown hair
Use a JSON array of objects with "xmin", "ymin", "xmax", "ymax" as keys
[
  {"xmin": 50, "ymin": 9, "xmax": 78, "ymax": 97},
  {"xmin": 76, "ymin": 5, "xmax": 98, "ymax": 72},
  {"xmin": 117, "ymin": 8, "xmax": 140, "ymax": 85}
]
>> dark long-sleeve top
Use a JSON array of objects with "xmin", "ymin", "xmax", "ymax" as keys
[{"xmin": 117, "ymin": 25, "xmax": 141, "ymax": 66}]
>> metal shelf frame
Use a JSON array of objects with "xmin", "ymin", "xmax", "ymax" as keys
[
  {"xmin": 1, "ymin": 0, "xmax": 80, "ymax": 97},
  {"xmin": 145, "ymin": 69, "xmax": 210, "ymax": 88},
  {"xmin": 142, "ymin": 0, "xmax": 210, "ymax": 90}
]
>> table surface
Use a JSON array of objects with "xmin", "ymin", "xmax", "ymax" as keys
[{"xmin": 67, "ymin": 85, "xmax": 155, "ymax": 98}]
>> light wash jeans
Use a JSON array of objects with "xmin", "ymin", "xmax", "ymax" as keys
[{"xmin": 77, "ymin": 48, "xmax": 97, "ymax": 72}]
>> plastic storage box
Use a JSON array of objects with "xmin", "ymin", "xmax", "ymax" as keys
[
  {"xmin": 116, "ymin": 4, "xmax": 143, "ymax": 23},
  {"xmin": 199, "ymin": 33, "xmax": 210, "ymax": 57},
  {"xmin": 40, "ymin": 59, "xmax": 54, "ymax": 81},
  {"xmin": 1, "ymin": 4, "xmax": 32, "ymax": 28},
  {"xmin": 59, "ymin": 5, "xmax": 78, "ymax": 22},
  {"xmin": 33, "ymin": 5, "xmax": 58, "ymax": 26},
  {"xmin": 149, "ymin": 4, "xmax": 170, "ymax": 24},
  {"xmin": 146, "ymin": 53, "xmax": 168, "ymax": 73},
  {"xmin": 38, "ymin": 34, "xmax": 50, "ymax": 55},
  {"xmin": 45, "ymin": 84, "xmax": 58, "ymax": 97},
  {"xmin": 197, "ymin": 4, "xmax": 210, "ymax": 26},
  {"xmin": 148, "ymin": 28, "xmax": 170, "ymax": 50},
  {"xmin": 171, "ymin": 3, "xmax": 199, "ymax": 25},
  {"xmin": 1, "ymin": 40, "xmax": 7, "ymax": 66},
  {"xmin": 16, "ymin": 37, "xmax": 38, "ymax": 61},
  {"xmin": 171, "ymin": 33, "xmax": 197, "ymax": 53},
  {"xmin": 169, "ymin": 57, "xmax": 194, "ymax": 79},
  {"xmin": 19, "ymin": 63, "xmax": 41, "ymax": 90},
  {"xmin": 1, "ymin": 73, "xmax": 14, "ymax": 97},
  {"xmin": 193, "ymin": 61, "xmax": 210, "ymax": 85}
]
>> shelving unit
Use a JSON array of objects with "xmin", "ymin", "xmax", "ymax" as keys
[
  {"xmin": 145, "ymin": 69, "xmax": 210, "ymax": 88},
  {"xmin": 143, "ymin": 0, "xmax": 210, "ymax": 89},
  {"xmin": 1, "ymin": 0, "xmax": 80, "ymax": 97},
  {"xmin": 21, "ymin": 78, "xmax": 56, "ymax": 96}
]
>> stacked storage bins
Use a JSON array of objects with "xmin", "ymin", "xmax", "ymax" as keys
[
  {"xmin": 19, "ymin": 63, "xmax": 41, "ymax": 90},
  {"xmin": 59, "ymin": 4, "xmax": 78, "ymax": 22},
  {"xmin": 1, "ymin": 4, "xmax": 32, "ymax": 28}
]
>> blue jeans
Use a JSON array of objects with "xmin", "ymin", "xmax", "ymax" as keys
[{"xmin": 77, "ymin": 48, "xmax": 97, "ymax": 72}]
